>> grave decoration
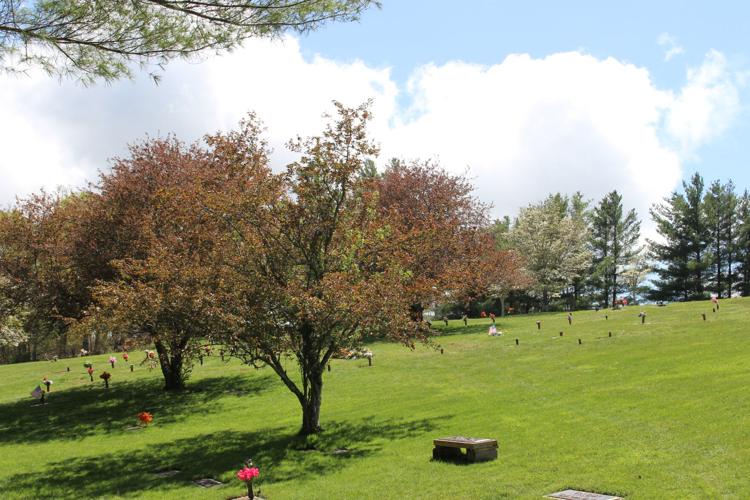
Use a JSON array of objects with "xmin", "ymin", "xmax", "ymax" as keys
[
  {"xmin": 237, "ymin": 461, "xmax": 260, "ymax": 500},
  {"xmin": 100, "ymin": 371, "xmax": 111, "ymax": 388},
  {"xmin": 87, "ymin": 366, "xmax": 94, "ymax": 382},
  {"xmin": 109, "ymin": 356, "xmax": 117, "ymax": 368},
  {"xmin": 123, "ymin": 352, "xmax": 129, "ymax": 362},
  {"xmin": 333, "ymin": 347, "xmax": 373, "ymax": 360},
  {"xmin": 42, "ymin": 377, "xmax": 53, "ymax": 392},
  {"xmin": 141, "ymin": 350, "xmax": 157, "ymax": 371},
  {"xmin": 31, "ymin": 385, "xmax": 45, "ymax": 404},
  {"xmin": 137, "ymin": 411, "xmax": 153, "ymax": 426}
]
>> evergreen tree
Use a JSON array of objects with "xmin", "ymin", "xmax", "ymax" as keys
[
  {"xmin": 737, "ymin": 191, "xmax": 750, "ymax": 296},
  {"xmin": 703, "ymin": 180, "xmax": 738, "ymax": 298},
  {"xmin": 649, "ymin": 173, "xmax": 709, "ymax": 300},
  {"xmin": 590, "ymin": 191, "xmax": 641, "ymax": 308}
]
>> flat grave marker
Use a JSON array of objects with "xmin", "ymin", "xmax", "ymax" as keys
[
  {"xmin": 546, "ymin": 489, "xmax": 622, "ymax": 500},
  {"xmin": 195, "ymin": 478, "xmax": 223, "ymax": 488}
]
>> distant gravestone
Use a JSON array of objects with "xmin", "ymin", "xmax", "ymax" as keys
[{"xmin": 546, "ymin": 490, "xmax": 622, "ymax": 500}]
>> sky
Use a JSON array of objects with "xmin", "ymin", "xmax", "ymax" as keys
[{"xmin": 2, "ymin": 1, "xmax": 749, "ymax": 236}]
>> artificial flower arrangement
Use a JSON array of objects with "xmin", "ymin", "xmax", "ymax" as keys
[
  {"xmin": 87, "ymin": 366, "xmax": 94, "ymax": 381},
  {"xmin": 237, "ymin": 461, "xmax": 260, "ymax": 499},
  {"xmin": 109, "ymin": 356, "xmax": 117, "ymax": 368},
  {"xmin": 99, "ymin": 371, "xmax": 111, "ymax": 388},
  {"xmin": 137, "ymin": 411, "xmax": 153, "ymax": 426},
  {"xmin": 42, "ymin": 377, "xmax": 53, "ymax": 392}
]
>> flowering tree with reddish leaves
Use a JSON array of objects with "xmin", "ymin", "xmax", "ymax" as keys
[
  {"xmin": 375, "ymin": 159, "xmax": 494, "ymax": 317},
  {"xmin": 78, "ymin": 137, "xmax": 238, "ymax": 390},
  {"xmin": 210, "ymin": 103, "xmax": 439, "ymax": 434}
]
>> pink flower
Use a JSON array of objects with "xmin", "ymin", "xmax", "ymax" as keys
[
  {"xmin": 236, "ymin": 466, "xmax": 259, "ymax": 482},
  {"xmin": 109, "ymin": 357, "xmax": 116, "ymax": 363}
]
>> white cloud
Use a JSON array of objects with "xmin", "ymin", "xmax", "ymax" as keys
[
  {"xmin": 0, "ymin": 39, "xmax": 743, "ymax": 239},
  {"xmin": 658, "ymin": 33, "xmax": 685, "ymax": 62},
  {"xmin": 665, "ymin": 50, "xmax": 741, "ymax": 156}
]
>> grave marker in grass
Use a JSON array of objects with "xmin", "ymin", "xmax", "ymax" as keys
[{"xmin": 546, "ymin": 489, "xmax": 621, "ymax": 500}]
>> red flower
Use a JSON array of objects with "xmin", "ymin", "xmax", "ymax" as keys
[
  {"xmin": 237, "ymin": 466, "xmax": 259, "ymax": 482},
  {"xmin": 137, "ymin": 411, "xmax": 153, "ymax": 425}
]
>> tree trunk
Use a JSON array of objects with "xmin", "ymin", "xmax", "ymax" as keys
[
  {"xmin": 611, "ymin": 270, "xmax": 617, "ymax": 308},
  {"xmin": 299, "ymin": 369, "xmax": 323, "ymax": 435},
  {"xmin": 154, "ymin": 339, "xmax": 186, "ymax": 391},
  {"xmin": 716, "ymin": 234, "xmax": 722, "ymax": 298},
  {"xmin": 409, "ymin": 303, "xmax": 424, "ymax": 322}
]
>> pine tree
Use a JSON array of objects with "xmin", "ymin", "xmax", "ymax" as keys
[
  {"xmin": 590, "ymin": 191, "xmax": 641, "ymax": 308},
  {"xmin": 737, "ymin": 191, "xmax": 750, "ymax": 296},
  {"xmin": 703, "ymin": 180, "xmax": 737, "ymax": 298},
  {"xmin": 649, "ymin": 174, "xmax": 709, "ymax": 300}
]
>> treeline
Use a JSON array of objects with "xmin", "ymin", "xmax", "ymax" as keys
[
  {"xmin": 459, "ymin": 173, "xmax": 750, "ymax": 315},
  {"xmin": 478, "ymin": 190, "xmax": 643, "ymax": 314},
  {"xmin": 650, "ymin": 173, "xmax": 750, "ymax": 301}
]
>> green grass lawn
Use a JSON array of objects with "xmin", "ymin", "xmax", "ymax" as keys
[{"xmin": 1, "ymin": 299, "xmax": 750, "ymax": 499}]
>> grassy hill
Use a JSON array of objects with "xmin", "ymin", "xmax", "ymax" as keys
[{"xmin": 1, "ymin": 298, "xmax": 749, "ymax": 499}]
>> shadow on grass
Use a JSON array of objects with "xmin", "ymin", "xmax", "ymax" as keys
[
  {"xmin": 0, "ymin": 416, "xmax": 442, "ymax": 498},
  {"xmin": 0, "ymin": 374, "xmax": 275, "ymax": 445},
  {"xmin": 431, "ymin": 323, "xmax": 491, "ymax": 337}
]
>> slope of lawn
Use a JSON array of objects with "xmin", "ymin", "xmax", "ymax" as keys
[{"xmin": 1, "ymin": 298, "xmax": 750, "ymax": 499}]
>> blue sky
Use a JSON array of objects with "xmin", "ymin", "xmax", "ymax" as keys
[{"xmin": 1, "ymin": 1, "xmax": 748, "ymax": 229}]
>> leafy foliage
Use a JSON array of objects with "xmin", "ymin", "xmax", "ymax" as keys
[{"xmin": 0, "ymin": 0, "xmax": 377, "ymax": 83}]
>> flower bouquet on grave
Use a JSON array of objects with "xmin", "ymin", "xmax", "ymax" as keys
[
  {"xmin": 237, "ymin": 461, "xmax": 260, "ymax": 499},
  {"xmin": 42, "ymin": 377, "xmax": 53, "ymax": 392},
  {"xmin": 122, "ymin": 352, "xmax": 129, "ymax": 362},
  {"xmin": 100, "ymin": 371, "xmax": 111, "ymax": 388},
  {"xmin": 87, "ymin": 366, "xmax": 94, "ymax": 382},
  {"xmin": 109, "ymin": 356, "xmax": 117, "ymax": 368},
  {"xmin": 137, "ymin": 411, "xmax": 153, "ymax": 427}
]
